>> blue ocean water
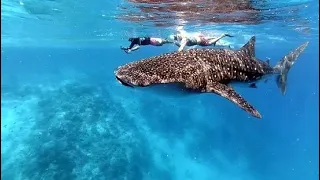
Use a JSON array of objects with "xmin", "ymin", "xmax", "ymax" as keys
[{"xmin": 1, "ymin": 0, "xmax": 319, "ymax": 180}]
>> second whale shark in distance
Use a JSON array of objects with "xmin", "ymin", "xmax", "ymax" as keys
[{"xmin": 114, "ymin": 36, "xmax": 309, "ymax": 118}]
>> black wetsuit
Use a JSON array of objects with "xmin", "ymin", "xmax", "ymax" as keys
[{"xmin": 128, "ymin": 37, "xmax": 151, "ymax": 49}]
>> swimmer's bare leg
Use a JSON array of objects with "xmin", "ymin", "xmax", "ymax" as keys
[{"xmin": 207, "ymin": 34, "xmax": 234, "ymax": 46}]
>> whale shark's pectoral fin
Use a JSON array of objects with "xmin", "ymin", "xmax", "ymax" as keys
[{"xmin": 206, "ymin": 81, "xmax": 262, "ymax": 118}]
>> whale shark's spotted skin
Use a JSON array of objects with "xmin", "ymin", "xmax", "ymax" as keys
[{"xmin": 115, "ymin": 36, "xmax": 308, "ymax": 118}]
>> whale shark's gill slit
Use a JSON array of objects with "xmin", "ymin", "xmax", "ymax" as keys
[
  {"xmin": 140, "ymin": 82, "xmax": 200, "ymax": 97},
  {"xmin": 116, "ymin": 76, "xmax": 134, "ymax": 88}
]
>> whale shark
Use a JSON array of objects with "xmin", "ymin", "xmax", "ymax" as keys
[{"xmin": 114, "ymin": 36, "xmax": 309, "ymax": 118}]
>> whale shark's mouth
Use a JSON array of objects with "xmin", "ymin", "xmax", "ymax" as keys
[
  {"xmin": 116, "ymin": 75, "xmax": 199, "ymax": 98},
  {"xmin": 116, "ymin": 76, "xmax": 134, "ymax": 88}
]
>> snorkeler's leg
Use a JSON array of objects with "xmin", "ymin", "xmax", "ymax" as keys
[
  {"xmin": 120, "ymin": 40, "xmax": 136, "ymax": 50},
  {"xmin": 207, "ymin": 34, "xmax": 234, "ymax": 45},
  {"xmin": 128, "ymin": 41, "xmax": 137, "ymax": 49},
  {"xmin": 125, "ymin": 45, "xmax": 140, "ymax": 53},
  {"xmin": 130, "ymin": 45, "xmax": 140, "ymax": 51},
  {"xmin": 121, "ymin": 39, "xmax": 139, "ymax": 52},
  {"xmin": 207, "ymin": 34, "xmax": 234, "ymax": 40}
]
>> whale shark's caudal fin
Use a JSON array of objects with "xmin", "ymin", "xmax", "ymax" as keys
[
  {"xmin": 273, "ymin": 41, "xmax": 309, "ymax": 95},
  {"xmin": 239, "ymin": 36, "xmax": 256, "ymax": 57}
]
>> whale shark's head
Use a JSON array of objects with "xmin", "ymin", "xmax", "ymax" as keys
[
  {"xmin": 115, "ymin": 66, "xmax": 136, "ymax": 88},
  {"xmin": 115, "ymin": 75, "xmax": 135, "ymax": 88},
  {"xmin": 115, "ymin": 66, "xmax": 199, "ymax": 98}
]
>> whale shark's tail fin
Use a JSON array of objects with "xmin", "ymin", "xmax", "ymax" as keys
[{"xmin": 273, "ymin": 41, "xmax": 309, "ymax": 95}]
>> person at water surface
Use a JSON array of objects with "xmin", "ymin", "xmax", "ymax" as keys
[
  {"xmin": 170, "ymin": 31, "xmax": 234, "ymax": 52},
  {"xmin": 120, "ymin": 37, "xmax": 173, "ymax": 53}
]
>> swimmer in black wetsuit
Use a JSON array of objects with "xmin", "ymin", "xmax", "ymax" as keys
[{"xmin": 120, "ymin": 37, "xmax": 173, "ymax": 53}]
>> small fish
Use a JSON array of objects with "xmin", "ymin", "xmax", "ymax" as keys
[{"xmin": 115, "ymin": 36, "xmax": 309, "ymax": 118}]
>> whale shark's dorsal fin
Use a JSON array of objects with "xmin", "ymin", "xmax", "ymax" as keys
[{"xmin": 239, "ymin": 36, "xmax": 256, "ymax": 57}]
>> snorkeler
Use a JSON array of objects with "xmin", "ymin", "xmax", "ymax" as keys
[
  {"xmin": 170, "ymin": 32, "xmax": 234, "ymax": 51},
  {"xmin": 120, "ymin": 37, "xmax": 173, "ymax": 53}
]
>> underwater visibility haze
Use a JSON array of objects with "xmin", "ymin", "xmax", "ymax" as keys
[{"xmin": 1, "ymin": 0, "xmax": 319, "ymax": 180}]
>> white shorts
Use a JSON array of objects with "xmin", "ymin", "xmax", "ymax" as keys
[{"xmin": 150, "ymin": 38, "xmax": 162, "ymax": 45}]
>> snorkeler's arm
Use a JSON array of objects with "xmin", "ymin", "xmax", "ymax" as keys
[{"xmin": 178, "ymin": 38, "xmax": 187, "ymax": 51}]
